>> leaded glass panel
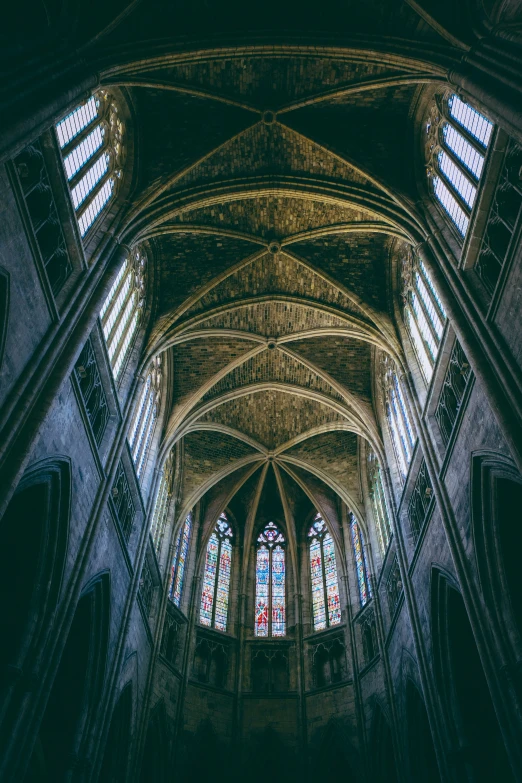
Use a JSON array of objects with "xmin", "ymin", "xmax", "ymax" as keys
[
  {"xmin": 255, "ymin": 522, "xmax": 286, "ymax": 637},
  {"xmin": 200, "ymin": 513, "xmax": 234, "ymax": 632},
  {"xmin": 350, "ymin": 514, "xmax": 372, "ymax": 608},
  {"xmin": 308, "ymin": 514, "xmax": 341, "ymax": 631}
]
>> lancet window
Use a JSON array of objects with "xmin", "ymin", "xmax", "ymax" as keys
[
  {"xmin": 56, "ymin": 90, "xmax": 124, "ymax": 238},
  {"xmin": 381, "ymin": 355, "xmax": 416, "ymax": 481},
  {"xmin": 426, "ymin": 93, "xmax": 493, "ymax": 238},
  {"xmin": 366, "ymin": 451, "xmax": 392, "ymax": 555},
  {"xmin": 200, "ymin": 514, "xmax": 234, "ymax": 632},
  {"xmin": 169, "ymin": 513, "xmax": 192, "ymax": 607},
  {"xmin": 401, "ymin": 252, "xmax": 447, "ymax": 383},
  {"xmin": 308, "ymin": 514, "xmax": 341, "ymax": 632},
  {"xmin": 255, "ymin": 522, "xmax": 286, "ymax": 637},
  {"xmin": 99, "ymin": 247, "xmax": 146, "ymax": 381},
  {"xmin": 150, "ymin": 452, "xmax": 173, "ymax": 556},
  {"xmin": 128, "ymin": 356, "xmax": 161, "ymax": 481},
  {"xmin": 350, "ymin": 513, "xmax": 372, "ymax": 608}
]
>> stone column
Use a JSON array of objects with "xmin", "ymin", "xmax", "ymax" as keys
[{"xmin": 0, "ymin": 240, "xmax": 131, "ymax": 519}]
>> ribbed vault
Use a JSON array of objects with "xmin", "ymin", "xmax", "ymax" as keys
[{"xmin": 111, "ymin": 43, "xmax": 436, "ymax": 534}]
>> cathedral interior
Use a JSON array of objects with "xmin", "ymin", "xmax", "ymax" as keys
[{"xmin": 2, "ymin": 0, "xmax": 522, "ymax": 780}]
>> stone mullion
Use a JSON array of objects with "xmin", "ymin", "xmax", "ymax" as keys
[
  {"xmin": 401, "ymin": 371, "xmax": 522, "ymax": 775},
  {"xmin": 3, "ymin": 367, "xmax": 144, "ymax": 781},
  {"xmin": 134, "ymin": 445, "xmax": 183, "ymax": 778},
  {"xmin": 411, "ymin": 276, "xmax": 442, "ymax": 350},
  {"xmin": 339, "ymin": 504, "xmax": 372, "ymax": 779},
  {"xmin": 378, "ymin": 459, "xmax": 450, "ymax": 780},
  {"xmin": 0, "ymin": 240, "xmax": 131, "ymax": 520},
  {"xmin": 417, "ymin": 239, "xmax": 522, "ymax": 475},
  {"xmin": 358, "ymin": 448, "xmax": 404, "ymax": 774}
]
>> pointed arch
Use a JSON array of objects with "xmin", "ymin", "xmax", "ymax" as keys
[
  {"xmin": 98, "ymin": 681, "xmax": 133, "ymax": 783},
  {"xmin": 31, "ymin": 572, "xmax": 111, "ymax": 781},
  {"xmin": 0, "ymin": 456, "xmax": 70, "ymax": 676},
  {"xmin": 471, "ymin": 451, "xmax": 522, "ymax": 658},
  {"xmin": 370, "ymin": 703, "xmax": 399, "ymax": 783},
  {"xmin": 431, "ymin": 567, "xmax": 513, "ymax": 781},
  {"xmin": 139, "ymin": 701, "xmax": 169, "ymax": 783}
]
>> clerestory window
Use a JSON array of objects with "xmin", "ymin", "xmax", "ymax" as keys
[
  {"xmin": 200, "ymin": 514, "xmax": 234, "ymax": 632},
  {"xmin": 128, "ymin": 356, "xmax": 161, "ymax": 481},
  {"xmin": 169, "ymin": 513, "xmax": 192, "ymax": 607},
  {"xmin": 150, "ymin": 452, "xmax": 173, "ymax": 556},
  {"xmin": 381, "ymin": 355, "xmax": 416, "ymax": 481},
  {"xmin": 366, "ymin": 451, "xmax": 392, "ymax": 555},
  {"xmin": 350, "ymin": 513, "xmax": 372, "ymax": 608},
  {"xmin": 255, "ymin": 522, "xmax": 286, "ymax": 637},
  {"xmin": 55, "ymin": 90, "xmax": 124, "ymax": 238},
  {"xmin": 308, "ymin": 513, "xmax": 341, "ymax": 632},
  {"xmin": 99, "ymin": 247, "xmax": 146, "ymax": 382},
  {"xmin": 426, "ymin": 93, "xmax": 493, "ymax": 239},
  {"xmin": 401, "ymin": 252, "xmax": 447, "ymax": 383}
]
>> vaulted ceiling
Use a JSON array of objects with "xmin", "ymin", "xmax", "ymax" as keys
[{"xmin": 98, "ymin": 19, "xmax": 454, "ymax": 527}]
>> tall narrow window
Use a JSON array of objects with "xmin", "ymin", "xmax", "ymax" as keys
[
  {"xmin": 150, "ymin": 452, "xmax": 173, "ymax": 556},
  {"xmin": 350, "ymin": 513, "xmax": 372, "ymax": 608},
  {"xmin": 255, "ymin": 522, "xmax": 286, "ymax": 637},
  {"xmin": 381, "ymin": 355, "xmax": 416, "ymax": 481},
  {"xmin": 128, "ymin": 356, "xmax": 161, "ymax": 481},
  {"xmin": 200, "ymin": 514, "xmax": 234, "ymax": 632},
  {"xmin": 308, "ymin": 514, "xmax": 341, "ymax": 632},
  {"xmin": 401, "ymin": 252, "xmax": 447, "ymax": 383},
  {"xmin": 426, "ymin": 93, "xmax": 493, "ymax": 238},
  {"xmin": 100, "ymin": 247, "xmax": 146, "ymax": 382},
  {"xmin": 55, "ymin": 90, "xmax": 124, "ymax": 238},
  {"xmin": 367, "ymin": 451, "xmax": 392, "ymax": 555},
  {"xmin": 169, "ymin": 513, "xmax": 192, "ymax": 607}
]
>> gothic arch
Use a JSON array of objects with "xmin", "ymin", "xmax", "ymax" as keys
[
  {"xmin": 404, "ymin": 678, "xmax": 440, "ymax": 783},
  {"xmin": 430, "ymin": 567, "xmax": 513, "ymax": 781},
  {"xmin": 0, "ymin": 456, "xmax": 70, "ymax": 677},
  {"xmin": 28, "ymin": 571, "xmax": 111, "ymax": 781},
  {"xmin": 369, "ymin": 702, "xmax": 399, "ymax": 783},
  {"xmin": 471, "ymin": 450, "xmax": 522, "ymax": 659},
  {"xmin": 98, "ymin": 681, "xmax": 133, "ymax": 783},
  {"xmin": 139, "ymin": 700, "xmax": 169, "ymax": 783}
]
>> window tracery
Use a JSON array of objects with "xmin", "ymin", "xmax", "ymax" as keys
[
  {"xmin": 150, "ymin": 452, "xmax": 174, "ymax": 556},
  {"xmin": 128, "ymin": 356, "xmax": 161, "ymax": 481},
  {"xmin": 366, "ymin": 451, "xmax": 392, "ymax": 555},
  {"xmin": 401, "ymin": 252, "xmax": 447, "ymax": 383},
  {"xmin": 55, "ymin": 90, "xmax": 124, "ymax": 238},
  {"xmin": 426, "ymin": 93, "xmax": 493, "ymax": 238},
  {"xmin": 308, "ymin": 514, "xmax": 341, "ymax": 632},
  {"xmin": 255, "ymin": 521, "xmax": 286, "ymax": 637},
  {"xmin": 380, "ymin": 355, "xmax": 416, "ymax": 481},
  {"xmin": 100, "ymin": 247, "xmax": 146, "ymax": 382},
  {"xmin": 169, "ymin": 513, "xmax": 192, "ymax": 608},
  {"xmin": 200, "ymin": 513, "xmax": 234, "ymax": 632},
  {"xmin": 350, "ymin": 513, "xmax": 372, "ymax": 608}
]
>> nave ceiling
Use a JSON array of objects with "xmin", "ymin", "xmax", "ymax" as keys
[{"xmin": 100, "ymin": 41, "xmax": 447, "ymax": 537}]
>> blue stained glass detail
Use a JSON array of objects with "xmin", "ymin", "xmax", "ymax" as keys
[
  {"xmin": 308, "ymin": 513, "xmax": 341, "ymax": 631},
  {"xmin": 255, "ymin": 522, "xmax": 286, "ymax": 637},
  {"xmin": 169, "ymin": 514, "xmax": 192, "ymax": 607},
  {"xmin": 200, "ymin": 513, "xmax": 233, "ymax": 631},
  {"xmin": 350, "ymin": 514, "xmax": 371, "ymax": 607}
]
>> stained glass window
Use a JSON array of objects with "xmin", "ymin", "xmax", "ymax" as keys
[
  {"xmin": 150, "ymin": 452, "xmax": 173, "ymax": 556},
  {"xmin": 381, "ymin": 355, "xmax": 417, "ymax": 481},
  {"xmin": 350, "ymin": 513, "xmax": 372, "ymax": 608},
  {"xmin": 255, "ymin": 522, "xmax": 286, "ymax": 637},
  {"xmin": 367, "ymin": 451, "xmax": 392, "ymax": 555},
  {"xmin": 401, "ymin": 251, "xmax": 447, "ymax": 384},
  {"xmin": 100, "ymin": 247, "xmax": 147, "ymax": 382},
  {"xmin": 200, "ymin": 513, "xmax": 233, "ymax": 632},
  {"xmin": 128, "ymin": 356, "xmax": 161, "ymax": 482},
  {"xmin": 169, "ymin": 513, "xmax": 192, "ymax": 607},
  {"xmin": 55, "ymin": 90, "xmax": 125, "ymax": 238},
  {"xmin": 308, "ymin": 514, "xmax": 341, "ymax": 631},
  {"xmin": 426, "ymin": 93, "xmax": 493, "ymax": 239}
]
